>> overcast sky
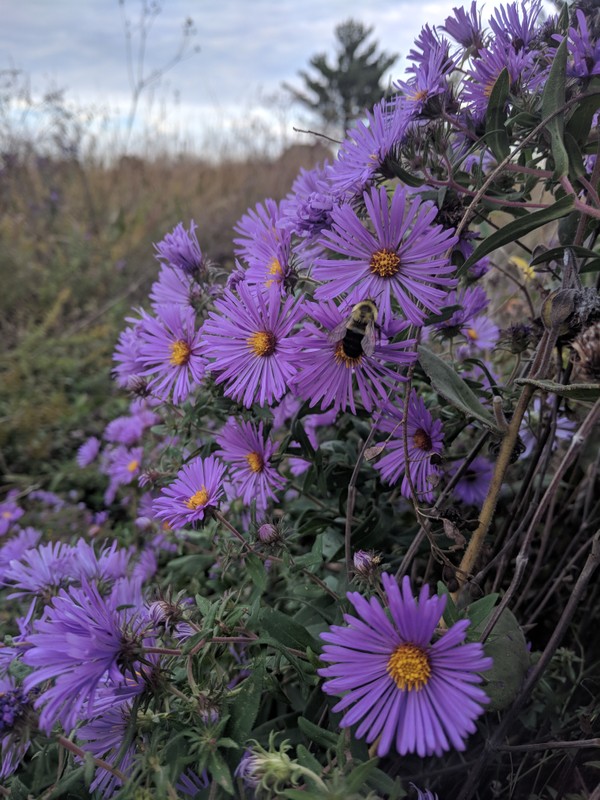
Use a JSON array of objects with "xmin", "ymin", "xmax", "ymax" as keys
[{"xmin": 1, "ymin": 0, "xmax": 556, "ymax": 155}]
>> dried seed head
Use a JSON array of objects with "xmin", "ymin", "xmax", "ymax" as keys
[{"xmin": 571, "ymin": 320, "xmax": 600, "ymax": 383}]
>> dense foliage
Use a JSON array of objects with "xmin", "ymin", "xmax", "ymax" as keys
[{"xmin": 1, "ymin": 2, "xmax": 600, "ymax": 799}]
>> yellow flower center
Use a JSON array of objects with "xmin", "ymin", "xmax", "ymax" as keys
[
  {"xmin": 247, "ymin": 330, "xmax": 277, "ymax": 357},
  {"xmin": 466, "ymin": 327, "xmax": 478, "ymax": 341},
  {"xmin": 265, "ymin": 258, "xmax": 283, "ymax": 288},
  {"xmin": 413, "ymin": 428, "xmax": 433, "ymax": 452},
  {"xmin": 170, "ymin": 339, "xmax": 192, "ymax": 366},
  {"xmin": 387, "ymin": 643, "xmax": 431, "ymax": 691},
  {"xmin": 245, "ymin": 451, "xmax": 264, "ymax": 473},
  {"xmin": 185, "ymin": 486, "xmax": 209, "ymax": 510},
  {"xmin": 2, "ymin": 511, "xmax": 11, "ymax": 519},
  {"xmin": 411, "ymin": 88, "xmax": 429, "ymax": 102},
  {"xmin": 333, "ymin": 340, "xmax": 362, "ymax": 368},
  {"xmin": 370, "ymin": 248, "xmax": 401, "ymax": 278},
  {"xmin": 127, "ymin": 459, "xmax": 140, "ymax": 473}
]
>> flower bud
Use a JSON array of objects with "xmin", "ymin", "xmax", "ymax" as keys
[
  {"xmin": 540, "ymin": 289, "xmax": 577, "ymax": 335},
  {"xmin": 257, "ymin": 523, "xmax": 280, "ymax": 544},
  {"xmin": 353, "ymin": 549, "xmax": 382, "ymax": 578}
]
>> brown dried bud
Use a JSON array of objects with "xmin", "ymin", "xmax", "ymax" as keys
[
  {"xmin": 540, "ymin": 289, "xmax": 577, "ymax": 335},
  {"xmin": 571, "ymin": 320, "xmax": 600, "ymax": 383}
]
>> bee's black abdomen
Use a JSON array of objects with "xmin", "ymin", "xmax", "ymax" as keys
[{"xmin": 342, "ymin": 329, "xmax": 364, "ymax": 358}]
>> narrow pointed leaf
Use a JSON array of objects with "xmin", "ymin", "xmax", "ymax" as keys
[
  {"xmin": 541, "ymin": 37, "xmax": 569, "ymax": 178},
  {"xmin": 485, "ymin": 67, "xmax": 510, "ymax": 161},
  {"xmin": 418, "ymin": 345, "xmax": 501, "ymax": 431},
  {"xmin": 459, "ymin": 194, "xmax": 575, "ymax": 274}
]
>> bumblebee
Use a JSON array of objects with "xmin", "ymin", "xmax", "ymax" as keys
[{"xmin": 329, "ymin": 299, "xmax": 378, "ymax": 358}]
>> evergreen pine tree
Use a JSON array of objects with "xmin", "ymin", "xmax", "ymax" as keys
[{"xmin": 284, "ymin": 19, "xmax": 398, "ymax": 136}]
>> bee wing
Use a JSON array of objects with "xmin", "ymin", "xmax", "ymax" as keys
[
  {"xmin": 361, "ymin": 323, "xmax": 377, "ymax": 357},
  {"xmin": 328, "ymin": 318, "xmax": 349, "ymax": 343}
]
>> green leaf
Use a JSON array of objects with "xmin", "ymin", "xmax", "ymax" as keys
[
  {"xmin": 368, "ymin": 769, "xmax": 407, "ymax": 799},
  {"xmin": 485, "ymin": 67, "xmax": 510, "ymax": 161},
  {"xmin": 580, "ymin": 259, "xmax": 600, "ymax": 274},
  {"xmin": 483, "ymin": 608, "xmax": 530, "ymax": 711},
  {"xmin": 418, "ymin": 345, "xmax": 501, "ymax": 431},
  {"xmin": 541, "ymin": 37, "xmax": 569, "ymax": 178},
  {"xmin": 466, "ymin": 593, "xmax": 500, "ymax": 632},
  {"xmin": 296, "ymin": 743, "xmax": 324, "ymax": 774},
  {"xmin": 260, "ymin": 608, "xmax": 318, "ymax": 650},
  {"xmin": 244, "ymin": 553, "xmax": 267, "ymax": 592},
  {"xmin": 209, "ymin": 750, "xmax": 235, "ymax": 794},
  {"xmin": 565, "ymin": 78, "xmax": 600, "ymax": 144},
  {"xmin": 530, "ymin": 244, "xmax": 600, "ymax": 267},
  {"xmin": 459, "ymin": 194, "xmax": 575, "ymax": 275},
  {"xmin": 564, "ymin": 131, "xmax": 586, "ymax": 181},
  {"xmin": 515, "ymin": 377, "xmax": 600, "ymax": 401},
  {"xmin": 437, "ymin": 581, "xmax": 460, "ymax": 627},
  {"xmin": 346, "ymin": 758, "xmax": 380, "ymax": 792},
  {"xmin": 228, "ymin": 657, "xmax": 265, "ymax": 743},
  {"xmin": 382, "ymin": 160, "xmax": 425, "ymax": 187},
  {"xmin": 298, "ymin": 716, "xmax": 340, "ymax": 749}
]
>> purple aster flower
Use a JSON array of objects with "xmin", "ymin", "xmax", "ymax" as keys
[
  {"xmin": 313, "ymin": 185, "xmax": 457, "ymax": 326},
  {"xmin": 353, "ymin": 549, "xmax": 382, "ymax": 578},
  {"xmin": 0, "ymin": 676, "xmax": 32, "ymax": 780},
  {"xmin": 0, "ymin": 493, "xmax": 24, "ymax": 537},
  {"xmin": 23, "ymin": 582, "xmax": 146, "ymax": 733},
  {"xmin": 327, "ymin": 99, "xmax": 408, "ymax": 197},
  {"xmin": 2, "ymin": 540, "xmax": 74, "ymax": 598},
  {"xmin": 292, "ymin": 301, "xmax": 417, "ymax": 415},
  {"xmin": 23, "ymin": 581, "xmax": 147, "ymax": 734},
  {"xmin": 226, "ymin": 261, "xmax": 247, "ymax": 292},
  {"xmin": 215, "ymin": 419, "xmax": 285, "ymax": 510},
  {"xmin": 410, "ymin": 784, "xmax": 439, "ymax": 800},
  {"xmin": 395, "ymin": 39, "xmax": 454, "ymax": 118},
  {"xmin": 407, "ymin": 24, "xmax": 447, "ymax": 68},
  {"xmin": 441, "ymin": 1, "xmax": 484, "ymax": 52},
  {"xmin": 234, "ymin": 199, "xmax": 293, "ymax": 292},
  {"xmin": 100, "ymin": 445, "xmax": 144, "ymax": 505},
  {"xmin": 153, "ymin": 455, "xmax": 226, "ymax": 529},
  {"xmin": 489, "ymin": 0, "xmax": 542, "ymax": 51},
  {"xmin": 458, "ymin": 315, "xmax": 499, "ymax": 352},
  {"xmin": 450, "ymin": 455, "xmax": 494, "ymax": 506},
  {"xmin": 319, "ymin": 573, "xmax": 492, "ymax": 757},
  {"xmin": 154, "ymin": 220, "xmax": 206, "ymax": 277},
  {"xmin": 563, "ymin": 9, "xmax": 600, "ymax": 78},
  {"xmin": 0, "ymin": 527, "xmax": 42, "ymax": 582},
  {"xmin": 520, "ymin": 396, "xmax": 577, "ymax": 458},
  {"xmin": 149, "ymin": 264, "xmax": 200, "ymax": 310},
  {"xmin": 69, "ymin": 540, "xmax": 130, "ymax": 584},
  {"xmin": 201, "ymin": 283, "xmax": 305, "ymax": 408},
  {"xmin": 374, "ymin": 391, "xmax": 444, "ymax": 503},
  {"xmin": 286, "ymin": 407, "xmax": 338, "ymax": 475},
  {"xmin": 76, "ymin": 436, "xmax": 101, "ymax": 468},
  {"xmin": 433, "ymin": 285, "xmax": 489, "ymax": 338},
  {"xmin": 279, "ymin": 161, "xmax": 336, "ymax": 242},
  {"xmin": 28, "ymin": 489, "xmax": 66, "ymax": 509},
  {"xmin": 462, "ymin": 38, "xmax": 542, "ymax": 121},
  {"xmin": 112, "ymin": 316, "xmax": 146, "ymax": 390},
  {"xmin": 104, "ymin": 415, "xmax": 145, "ymax": 446},
  {"xmin": 76, "ymin": 688, "xmax": 141, "ymax": 798},
  {"xmin": 137, "ymin": 304, "xmax": 206, "ymax": 405},
  {"xmin": 176, "ymin": 768, "xmax": 210, "ymax": 797}
]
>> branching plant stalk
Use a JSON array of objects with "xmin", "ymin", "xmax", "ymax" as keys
[
  {"xmin": 456, "ymin": 532, "xmax": 600, "ymax": 800},
  {"xmin": 452, "ymin": 327, "xmax": 559, "ymax": 595},
  {"xmin": 57, "ymin": 734, "xmax": 127, "ymax": 784}
]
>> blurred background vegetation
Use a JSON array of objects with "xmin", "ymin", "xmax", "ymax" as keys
[
  {"xmin": 0, "ymin": 9, "xmax": 399, "ymax": 499},
  {"xmin": 0, "ymin": 75, "xmax": 331, "ymax": 496}
]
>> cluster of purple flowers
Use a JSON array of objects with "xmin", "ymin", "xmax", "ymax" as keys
[{"xmin": 7, "ymin": 2, "xmax": 598, "ymax": 794}]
